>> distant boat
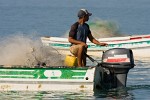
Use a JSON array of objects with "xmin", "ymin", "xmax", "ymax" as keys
[{"xmin": 41, "ymin": 34, "xmax": 150, "ymax": 59}]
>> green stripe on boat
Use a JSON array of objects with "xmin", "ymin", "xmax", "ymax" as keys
[{"xmin": 0, "ymin": 66, "xmax": 88, "ymax": 79}]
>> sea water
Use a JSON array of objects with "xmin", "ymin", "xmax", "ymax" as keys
[{"xmin": 0, "ymin": 0, "xmax": 150, "ymax": 99}]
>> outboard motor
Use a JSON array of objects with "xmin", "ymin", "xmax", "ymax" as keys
[{"xmin": 95, "ymin": 48, "xmax": 134, "ymax": 89}]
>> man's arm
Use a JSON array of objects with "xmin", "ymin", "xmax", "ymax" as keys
[
  {"xmin": 88, "ymin": 33, "xmax": 107, "ymax": 46},
  {"xmin": 68, "ymin": 37, "xmax": 88, "ymax": 48}
]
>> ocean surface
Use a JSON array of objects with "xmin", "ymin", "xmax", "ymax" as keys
[{"xmin": 0, "ymin": 0, "xmax": 150, "ymax": 99}]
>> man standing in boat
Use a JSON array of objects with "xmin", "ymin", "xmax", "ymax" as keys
[{"xmin": 68, "ymin": 9, "xmax": 107, "ymax": 66}]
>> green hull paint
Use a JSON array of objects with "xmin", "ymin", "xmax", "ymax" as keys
[{"xmin": 0, "ymin": 66, "xmax": 89, "ymax": 79}]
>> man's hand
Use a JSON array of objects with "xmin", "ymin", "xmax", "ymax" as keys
[
  {"xmin": 99, "ymin": 43, "xmax": 108, "ymax": 46},
  {"xmin": 81, "ymin": 42, "xmax": 88, "ymax": 48},
  {"xmin": 68, "ymin": 37, "xmax": 88, "ymax": 48}
]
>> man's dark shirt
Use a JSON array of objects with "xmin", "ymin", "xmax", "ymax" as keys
[{"xmin": 69, "ymin": 22, "xmax": 91, "ymax": 43}]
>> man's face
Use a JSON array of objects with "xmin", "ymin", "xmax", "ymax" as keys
[{"xmin": 84, "ymin": 15, "xmax": 89, "ymax": 21}]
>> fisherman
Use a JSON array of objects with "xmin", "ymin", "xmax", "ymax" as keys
[{"xmin": 68, "ymin": 9, "xmax": 108, "ymax": 66}]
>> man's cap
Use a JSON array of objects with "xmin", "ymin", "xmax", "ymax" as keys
[{"xmin": 77, "ymin": 9, "xmax": 92, "ymax": 18}]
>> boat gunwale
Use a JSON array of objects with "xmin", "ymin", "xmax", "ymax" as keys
[{"xmin": 0, "ymin": 65, "xmax": 95, "ymax": 69}]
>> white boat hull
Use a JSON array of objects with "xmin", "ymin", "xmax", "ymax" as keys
[
  {"xmin": 0, "ymin": 80, "xmax": 93, "ymax": 91},
  {"xmin": 0, "ymin": 66, "xmax": 96, "ymax": 91},
  {"xmin": 47, "ymin": 47, "xmax": 150, "ymax": 60}
]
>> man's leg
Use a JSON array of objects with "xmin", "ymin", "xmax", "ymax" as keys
[
  {"xmin": 82, "ymin": 49, "xmax": 87, "ymax": 66},
  {"xmin": 77, "ymin": 45, "xmax": 85, "ymax": 66},
  {"xmin": 70, "ymin": 44, "xmax": 86, "ymax": 67}
]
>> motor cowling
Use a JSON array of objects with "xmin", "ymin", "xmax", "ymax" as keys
[{"xmin": 100, "ymin": 48, "xmax": 134, "ymax": 88}]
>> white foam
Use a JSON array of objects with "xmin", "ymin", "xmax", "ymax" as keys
[{"xmin": 0, "ymin": 33, "xmax": 64, "ymax": 67}]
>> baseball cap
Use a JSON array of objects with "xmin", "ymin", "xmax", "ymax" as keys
[{"xmin": 77, "ymin": 9, "xmax": 92, "ymax": 18}]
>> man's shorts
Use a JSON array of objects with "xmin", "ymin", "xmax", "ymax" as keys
[
  {"xmin": 70, "ymin": 45, "xmax": 87, "ymax": 56},
  {"xmin": 70, "ymin": 45, "xmax": 80, "ymax": 56}
]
